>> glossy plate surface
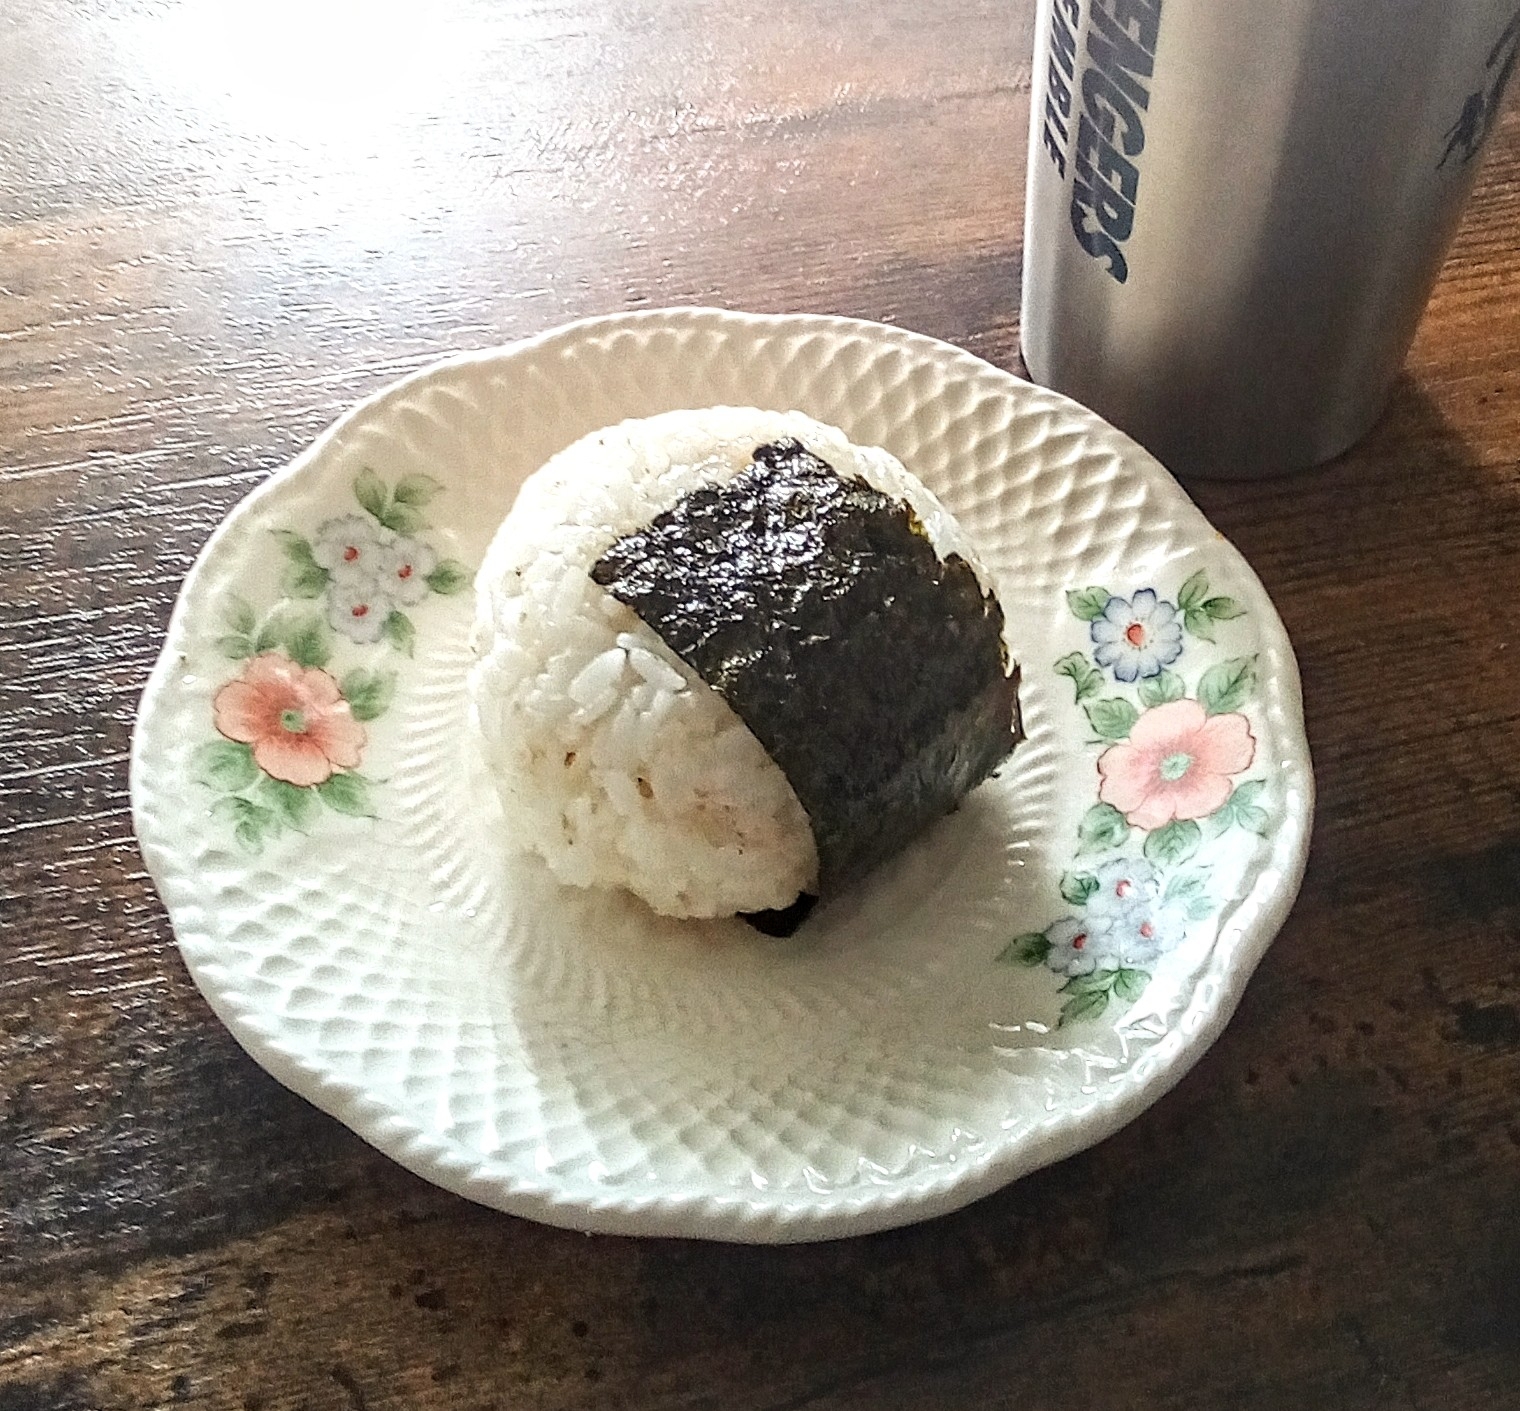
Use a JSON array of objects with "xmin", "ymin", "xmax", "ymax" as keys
[{"xmin": 132, "ymin": 308, "xmax": 1313, "ymax": 1242}]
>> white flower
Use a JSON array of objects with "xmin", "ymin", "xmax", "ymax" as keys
[
  {"xmin": 1044, "ymin": 913, "xmax": 1121, "ymax": 977},
  {"xmin": 374, "ymin": 535, "xmax": 437, "ymax": 606},
  {"xmin": 1091, "ymin": 589, "xmax": 1184, "ymax": 683},
  {"xmin": 313, "ymin": 515, "xmax": 386, "ymax": 582},
  {"xmin": 325, "ymin": 571, "xmax": 391, "ymax": 643}
]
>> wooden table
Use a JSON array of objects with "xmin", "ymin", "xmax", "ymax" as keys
[{"xmin": 4, "ymin": 3, "xmax": 1518, "ymax": 1407}]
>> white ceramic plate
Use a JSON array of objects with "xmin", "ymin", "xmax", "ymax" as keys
[{"xmin": 131, "ymin": 308, "xmax": 1312, "ymax": 1242}]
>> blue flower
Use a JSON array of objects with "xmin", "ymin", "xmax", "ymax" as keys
[
  {"xmin": 1044, "ymin": 913, "xmax": 1121, "ymax": 977},
  {"xmin": 1085, "ymin": 856, "xmax": 1162, "ymax": 917},
  {"xmin": 1091, "ymin": 590, "xmax": 1183, "ymax": 682},
  {"xmin": 1086, "ymin": 857, "xmax": 1187, "ymax": 966}
]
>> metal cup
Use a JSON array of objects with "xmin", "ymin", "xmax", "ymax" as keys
[{"xmin": 1020, "ymin": 0, "xmax": 1520, "ymax": 479}]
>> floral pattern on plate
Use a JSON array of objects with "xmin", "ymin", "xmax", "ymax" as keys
[
  {"xmin": 998, "ymin": 571, "xmax": 1270, "ymax": 1026},
  {"xmin": 195, "ymin": 469, "xmax": 469, "ymax": 853}
]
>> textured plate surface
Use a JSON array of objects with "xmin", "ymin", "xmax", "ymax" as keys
[{"xmin": 131, "ymin": 308, "xmax": 1313, "ymax": 1242}]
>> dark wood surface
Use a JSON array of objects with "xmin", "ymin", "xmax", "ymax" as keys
[{"xmin": 3, "ymin": 2, "xmax": 1518, "ymax": 1407}]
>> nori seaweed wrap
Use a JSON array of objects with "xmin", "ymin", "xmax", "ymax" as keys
[{"xmin": 591, "ymin": 438, "xmax": 1023, "ymax": 910}]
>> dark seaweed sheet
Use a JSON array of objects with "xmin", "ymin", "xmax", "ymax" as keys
[{"xmin": 591, "ymin": 438, "xmax": 1021, "ymax": 903}]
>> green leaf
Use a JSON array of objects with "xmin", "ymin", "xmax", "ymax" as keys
[
  {"xmin": 1138, "ymin": 668, "xmax": 1185, "ymax": 707},
  {"xmin": 281, "ymin": 618, "xmax": 331, "ymax": 670},
  {"xmin": 1182, "ymin": 605, "xmax": 1217, "ymax": 642},
  {"xmin": 1060, "ymin": 872, "xmax": 1099, "ymax": 906},
  {"xmin": 1177, "ymin": 570, "xmax": 1209, "ymax": 611},
  {"xmin": 1232, "ymin": 779, "xmax": 1266, "ymax": 809},
  {"xmin": 1186, "ymin": 895, "xmax": 1215, "ymax": 920},
  {"xmin": 273, "ymin": 533, "xmax": 331, "ymax": 599},
  {"xmin": 1058, "ymin": 988, "xmax": 1112, "ymax": 1026},
  {"xmin": 1084, "ymin": 696, "xmax": 1139, "ymax": 741},
  {"xmin": 223, "ymin": 596, "xmax": 258, "ymax": 636},
  {"xmin": 1113, "ymin": 968, "xmax": 1150, "ymax": 1003},
  {"xmin": 256, "ymin": 776, "xmax": 319, "ymax": 830},
  {"xmin": 378, "ymin": 502, "xmax": 428, "ymax": 535},
  {"xmin": 213, "ymin": 795, "xmax": 279, "ymax": 854},
  {"xmin": 1060, "ymin": 969, "xmax": 1115, "ymax": 997},
  {"xmin": 1055, "ymin": 651, "xmax": 1104, "ymax": 703},
  {"xmin": 1163, "ymin": 870, "xmax": 1209, "ymax": 904},
  {"xmin": 216, "ymin": 633, "xmax": 255, "ymax": 660},
  {"xmin": 354, "ymin": 467, "xmax": 389, "ymax": 523},
  {"xmin": 341, "ymin": 668, "xmax": 397, "ymax": 723},
  {"xmin": 1203, "ymin": 595, "xmax": 1245, "ymax": 622},
  {"xmin": 392, "ymin": 473, "xmax": 443, "ymax": 509},
  {"xmin": 252, "ymin": 619, "xmax": 283, "ymax": 654},
  {"xmin": 217, "ymin": 599, "xmax": 263, "ymax": 656},
  {"xmin": 1234, "ymin": 804, "xmax": 1270, "ymax": 835},
  {"xmin": 317, "ymin": 771, "xmax": 377, "ymax": 818},
  {"xmin": 1077, "ymin": 802, "xmax": 1130, "ymax": 854},
  {"xmin": 1197, "ymin": 656, "xmax": 1257, "ymax": 715},
  {"xmin": 1216, "ymin": 778, "xmax": 1269, "ymax": 835},
  {"xmin": 381, "ymin": 609, "xmax": 416, "ymax": 656},
  {"xmin": 425, "ymin": 559, "xmax": 470, "ymax": 596},
  {"xmin": 274, "ymin": 532, "xmax": 325, "ymax": 580},
  {"xmin": 997, "ymin": 933, "xmax": 1052, "ymax": 966},
  {"xmin": 1066, "ymin": 586, "xmax": 1113, "ymax": 622},
  {"xmin": 289, "ymin": 562, "xmax": 331, "ymax": 599},
  {"xmin": 197, "ymin": 740, "xmax": 259, "ymax": 793},
  {"xmin": 1144, "ymin": 819, "xmax": 1202, "ymax": 867}
]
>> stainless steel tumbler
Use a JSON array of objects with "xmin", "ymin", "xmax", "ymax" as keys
[{"xmin": 1020, "ymin": 0, "xmax": 1520, "ymax": 479}]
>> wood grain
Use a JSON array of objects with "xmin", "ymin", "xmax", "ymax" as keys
[{"xmin": 3, "ymin": 1, "xmax": 1518, "ymax": 1408}]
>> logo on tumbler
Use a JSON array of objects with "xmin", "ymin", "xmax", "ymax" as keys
[
  {"xmin": 1039, "ymin": 0, "xmax": 1163, "ymax": 284},
  {"xmin": 1439, "ymin": 7, "xmax": 1520, "ymax": 169}
]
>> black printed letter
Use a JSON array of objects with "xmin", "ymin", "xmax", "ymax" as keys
[
  {"xmin": 1070, "ymin": 190, "xmax": 1130, "ymax": 282},
  {"xmin": 1081, "ymin": 63, "xmax": 1145, "ymax": 156}
]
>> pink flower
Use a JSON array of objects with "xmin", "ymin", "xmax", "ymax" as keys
[
  {"xmin": 213, "ymin": 654, "xmax": 366, "ymax": 787},
  {"xmin": 1098, "ymin": 699, "xmax": 1255, "ymax": 830}
]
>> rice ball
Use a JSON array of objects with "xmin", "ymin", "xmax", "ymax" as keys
[{"xmin": 468, "ymin": 406, "xmax": 1007, "ymax": 920}]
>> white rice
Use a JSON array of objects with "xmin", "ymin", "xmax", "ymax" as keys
[{"xmin": 468, "ymin": 407, "xmax": 995, "ymax": 919}]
